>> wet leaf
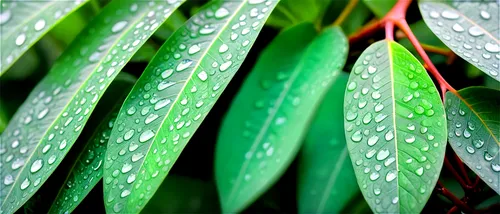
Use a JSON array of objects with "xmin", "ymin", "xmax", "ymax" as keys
[
  {"xmin": 103, "ymin": 1, "xmax": 278, "ymax": 213},
  {"xmin": 48, "ymin": 74, "xmax": 135, "ymax": 214},
  {"xmin": 0, "ymin": 1, "xmax": 184, "ymax": 213},
  {"xmin": 362, "ymin": 0, "xmax": 396, "ymax": 18},
  {"xmin": 344, "ymin": 40, "xmax": 447, "ymax": 213},
  {"xmin": 142, "ymin": 176, "xmax": 220, "ymax": 213},
  {"xmin": 0, "ymin": 0, "xmax": 89, "ymax": 75},
  {"xmin": 216, "ymin": 24, "xmax": 348, "ymax": 212},
  {"xmin": 297, "ymin": 73, "xmax": 359, "ymax": 213},
  {"xmin": 445, "ymin": 87, "xmax": 500, "ymax": 194},
  {"xmin": 419, "ymin": 1, "xmax": 500, "ymax": 82}
]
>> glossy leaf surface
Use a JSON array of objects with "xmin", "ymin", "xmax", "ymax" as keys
[
  {"xmin": 48, "ymin": 75, "xmax": 135, "ymax": 214},
  {"xmin": 0, "ymin": 0, "xmax": 89, "ymax": 75},
  {"xmin": 103, "ymin": 1, "xmax": 278, "ymax": 213},
  {"xmin": 216, "ymin": 24, "xmax": 348, "ymax": 212},
  {"xmin": 419, "ymin": 1, "xmax": 500, "ymax": 82},
  {"xmin": 344, "ymin": 40, "xmax": 447, "ymax": 213},
  {"xmin": 445, "ymin": 87, "xmax": 500, "ymax": 194},
  {"xmin": 298, "ymin": 73, "xmax": 359, "ymax": 213},
  {"xmin": 142, "ymin": 176, "xmax": 220, "ymax": 213},
  {"xmin": 0, "ymin": 1, "xmax": 183, "ymax": 213}
]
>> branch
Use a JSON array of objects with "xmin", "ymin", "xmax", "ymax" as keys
[
  {"xmin": 437, "ymin": 182, "xmax": 476, "ymax": 214},
  {"xmin": 333, "ymin": 0, "xmax": 359, "ymax": 26}
]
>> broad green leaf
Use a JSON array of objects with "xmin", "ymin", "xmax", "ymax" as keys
[
  {"xmin": 0, "ymin": 1, "xmax": 184, "ymax": 213},
  {"xmin": 362, "ymin": 0, "xmax": 396, "ymax": 18},
  {"xmin": 216, "ymin": 23, "xmax": 348, "ymax": 212},
  {"xmin": 267, "ymin": 0, "xmax": 332, "ymax": 28},
  {"xmin": 419, "ymin": 1, "xmax": 500, "ymax": 82},
  {"xmin": 142, "ymin": 176, "xmax": 220, "ymax": 213},
  {"xmin": 344, "ymin": 40, "xmax": 447, "ymax": 213},
  {"xmin": 445, "ymin": 87, "xmax": 500, "ymax": 194},
  {"xmin": 103, "ymin": 1, "xmax": 278, "ymax": 213},
  {"xmin": 48, "ymin": 74, "xmax": 135, "ymax": 214},
  {"xmin": 298, "ymin": 73, "xmax": 359, "ymax": 213},
  {"xmin": 0, "ymin": 0, "xmax": 89, "ymax": 75}
]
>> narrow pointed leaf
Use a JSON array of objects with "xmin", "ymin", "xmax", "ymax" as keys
[
  {"xmin": 298, "ymin": 73, "xmax": 359, "ymax": 213},
  {"xmin": 0, "ymin": 0, "xmax": 89, "ymax": 75},
  {"xmin": 344, "ymin": 40, "xmax": 447, "ymax": 213},
  {"xmin": 48, "ymin": 75, "xmax": 135, "ymax": 214},
  {"xmin": 0, "ymin": 1, "xmax": 184, "ymax": 213},
  {"xmin": 419, "ymin": 1, "xmax": 500, "ymax": 82},
  {"xmin": 445, "ymin": 87, "xmax": 500, "ymax": 194},
  {"xmin": 103, "ymin": 1, "xmax": 278, "ymax": 213},
  {"xmin": 216, "ymin": 24, "xmax": 348, "ymax": 212}
]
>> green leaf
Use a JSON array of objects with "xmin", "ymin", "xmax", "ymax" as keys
[
  {"xmin": 0, "ymin": 1, "xmax": 184, "ymax": 213},
  {"xmin": 48, "ymin": 74, "xmax": 135, "ymax": 214},
  {"xmin": 142, "ymin": 176, "xmax": 220, "ymax": 213},
  {"xmin": 344, "ymin": 40, "xmax": 447, "ymax": 213},
  {"xmin": 131, "ymin": 42, "xmax": 158, "ymax": 62},
  {"xmin": 267, "ymin": 0, "xmax": 332, "ymax": 28},
  {"xmin": 297, "ymin": 73, "xmax": 359, "ymax": 213},
  {"xmin": 215, "ymin": 23, "xmax": 348, "ymax": 212},
  {"xmin": 0, "ymin": 100, "xmax": 9, "ymax": 134},
  {"xmin": 445, "ymin": 87, "xmax": 500, "ymax": 194},
  {"xmin": 0, "ymin": 0, "xmax": 89, "ymax": 75},
  {"xmin": 419, "ymin": 1, "xmax": 500, "ymax": 82},
  {"xmin": 103, "ymin": 1, "xmax": 278, "ymax": 213},
  {"xmin": 398, "ymin": 21, "xmax": 449, "ymax": 65},
  {"xmin": 362, "ymin": 0, "xmax": 396, "ymax": 18}
]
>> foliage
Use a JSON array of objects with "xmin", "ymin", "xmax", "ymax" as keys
[{"xmin": 0, "ymin": 0, "xmax": 498, "ymax": 213}]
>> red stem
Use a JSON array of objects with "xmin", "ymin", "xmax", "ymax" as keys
[
  {"xmin": 348, "ymin": 20, "xmax": 384, "ymax": 44},
  {"xmin": 437, "ymin": 182, "xmax": 476, "ymax": 213},
  {"xmin": 453, "ymin": 152, "xmax": 472, "ymax": 185},
  {"xmin": 444, "ymin": 157, "xmax": 470, "ymax": 190},
  {"xmin": 385, "ymin": 22, "xmax": 395, "ymax": 40}
]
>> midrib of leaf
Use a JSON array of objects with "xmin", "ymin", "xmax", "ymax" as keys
[
  {"xmin": 0, "ymin": 12, "xmax": 150, "ymax": 207},
  {"xmin": 317, "ymin": 147, "xmax": 348, "ymax": 213},
  {"xmin": 454, "ymin": 92, "xmax": 500, "ymax": 145},
  {"xmin": 387, "ymin": 40, "xmax": 400, "ymax": 212},
  {"xmin": 437, "ymin": 3, "xmax": 498, "ymax": 44},
  {"xmin": 133, "ymin": 0, "xmax": 249, "ymax": 202},
  {"xmin": 227, "ymin": 33, "xmax": 319, "ymax": 203},
  {"xmin": 3, "ymin": 2, "xmax": 57, "ymax": 39}
]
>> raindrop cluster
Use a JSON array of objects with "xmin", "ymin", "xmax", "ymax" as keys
[
  {"xmin": 102, "ymin": 0, "xmax": 275, "ymax": 213},
  {"xmin": 344, "ymin": 41, "xmax": 446, "ymax": 213},
  {"xmin": 420, "ymin": 2, "xmax": 500, "ymax": 81},
  {"xmin": 445, "ymin": 92, "xmax": 499, "ymax": 193}
]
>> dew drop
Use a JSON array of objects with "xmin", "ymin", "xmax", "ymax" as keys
[{"xmin": 112, "ymin": 21, "xmax": 128, "ymax": 33}]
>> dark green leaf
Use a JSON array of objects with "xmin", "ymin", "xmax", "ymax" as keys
[
  {"xmin": 297, "ymin": 73, "xmax": 359, "ymax": 213},
  {"xmin": 419, "ymin": 1, "xmax": 500, "ymax": 82},
  {"xmin": 344, "ymin": 40, "xmax": 447, "ymax": 213},
  {"xmin": 362, "ymin": 0, "xmax": 396, "ymax": 18},
  {"xmin": 216, "ymin": 24, "xmax": 348, "ymax": 212},
  {"xmin": 0, "ymin": 1, "xmax": 184, "ymax": 213},
  {"xmin": 267, "ymin": 0, "xmax": 332, "ymax": 28},
  {"xmin": 445, "ymin": 87, "xmax": 500, "ymax": 194},
  {"xmin": 0, "ymin": 0, "xmax": 89, "ymax": 75},
  {"xmin": 142, "ymin": 176, "xmax": 220, "ymax": 213},
  {"xmin": 103, "ymin": 1, "xmax": 278, "ymax": 213}
]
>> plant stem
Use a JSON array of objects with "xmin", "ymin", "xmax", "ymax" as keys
[
  {"xmin": 385, "ymin": 22, "xmax": 395, "ymax": 40},
  {"xmin": 453, "ymin": 152, "xmax": 472, "ymax": 185},
  {"xmin": 333, "ymin": 0, "xmax": 359, "ymax": 26},
  {"xmin": 444, "ymin": 157, "xmax": 470, "ymax": 190},
  {"xmin": 437, "ymin": 182, "xmax": 476, "ymax": 214}
]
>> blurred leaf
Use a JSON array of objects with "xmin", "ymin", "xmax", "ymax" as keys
[
  {"xmin": 48, "ymin": 74, "xmax": 135, "ymax": 214},
  {"xmin": 142, "ymin": 176, "xmax": 220, "ymax": 213},
  {"xmin": 1, "ymin": 49, "xmax": 40, "ymax": 80},
  {"xmin": 131, "ymin": 42, "xmax": 158, "ymax": 62},
  {"xmin": 49, "ymin": 6, "xmax": 90, "ymax": 46},
  {"xmin": 153, "ymin": 10, "xmax": 188, "ymax": 41},
  {"xmin": 339, "ymin": 1, "xmax": 372, "ymax": 36},
  {"xmin": 344, "ymin": 40, "xmax": 446, "ymax": 213},
  {"xmin": 0, "ymin": 0, "xmax": 89, "ymax": 76},
  {"xmin": 103, "ymin": 1, "xmax": 278, "ymax": 213},
  {"xmin": 0, "ymin": 1, "xmax": 183, "ymax": 213},
  {"xmin": 216, "ymin": 23, "xmax": 348, "ymax": 212},
  {"xmin": 419, "ymin": 1, "xmax": 500, "ymax": 82},
  {"xmin": 298, "ymin": 73, "xmax": 359, "ymax": 213},
  {"xmin": 0, "ymin": 100, "xmax": 8, "ymax": 134},
  {"xmin": 267, "ymin": 0, "xmax": 332, "ymax": 28},
  {"xmin": 445, "ymin": 87, "xmax": 500, "ymax": 194},
  {"xmin": 362, "ymin": 0, "xmax": 396, "ymax": 18}
]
